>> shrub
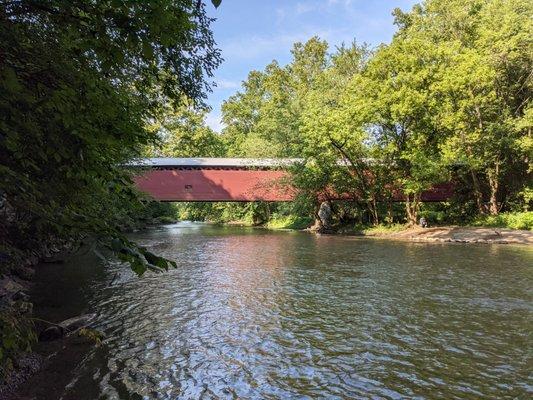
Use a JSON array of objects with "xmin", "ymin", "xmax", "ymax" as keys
[
  {"xmin": 265, "ymin": 215, "xmax": 313, "ymax": 230},
  {"xmin": 472, "ymin": 212, "xmax": 533, "ymax": 230}
]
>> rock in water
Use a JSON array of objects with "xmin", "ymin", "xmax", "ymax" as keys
[{"xmin": 318, "ymin": 202, "xmax": 332, "ymax": 229}]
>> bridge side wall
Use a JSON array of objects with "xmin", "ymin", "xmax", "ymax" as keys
[
  {"xmin": 133, "ymin": 169, "xmax": 455, "ymax": 202},
  {"xmin": 133, "ymin": 169, "xmax": 295, "ymax": 202}
]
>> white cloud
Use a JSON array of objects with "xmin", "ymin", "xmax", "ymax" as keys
[
  {"xmin": 222, "ymin": 32, "xmax": 307, "ymax": 60},
  {"xmin": 296, "ymin": 2, "xmax": 317, "ymax": 15},
  {"xmin": 221, "ymin": 27, "xmax": 357, "ymax": 61},
  {"xmin": 205, "ymin": 111, "xmax": 226, "ymax": 133},
  {"xmin": 214, "ymin": 79, "xmax": 241, "ymax": 90}
]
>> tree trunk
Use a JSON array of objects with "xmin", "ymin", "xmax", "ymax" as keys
[
  {"xmin": 405, "ymin": 193, "xmax": 420, "ymax": 225},
  {"xmin": 366, "ymin": 197, "xmax": 379, "ymax": 226},
  {"xmin": 470, "ymin": 170, "xmax": 486, "ymax": 214},
  {"xmin": 487, "ymin": 163, "xmax": 500, "ymax": 215},
  {"xmin": 311, "ymin": 201, "xmax": 323, "ymax": 231},
  {"xmin": 386, "ymin": 200, "xmax": 393, "ymax": 224}
]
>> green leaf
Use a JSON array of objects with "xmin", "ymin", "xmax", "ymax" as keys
[{"xmin": 211, "ymin": 0, "xmax": 222, "ymax": 8}]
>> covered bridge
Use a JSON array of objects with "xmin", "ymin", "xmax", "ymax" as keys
[{"xmin": 131, "ymin": 158, "xmax": 454, "ymax": 202}]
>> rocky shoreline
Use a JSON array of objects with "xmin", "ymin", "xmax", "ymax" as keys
[
  {"xmin": 0, "ymin": 240, "xmax": 86, "ymax": 398},
  {"xmin": 0, "ymin": 256, "xmax": 40, "ymax": 398},
  {"xmin": 358, "ymin": 226, "xmax": 533, "ymax": 245}
]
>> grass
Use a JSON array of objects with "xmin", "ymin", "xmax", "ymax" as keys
[
  {"xmin": 265, "ymin": 215, "xmax": 314, "ymax": 230},
  {"xmin": 470, "ymin": 211, "xmax": 533, "ymax": 230}
]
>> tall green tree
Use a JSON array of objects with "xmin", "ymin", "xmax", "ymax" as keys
[
  {"xmin": 351, "ymin": 37, "xmax": 447, "ymax": 224},
  {"xmin": 0, "ymin": 0, "xmax": 223, "ymax": 379},
  {"xmin": 1, "ymin": 0, "xmax": 221, "ymax": 270},
  {"xmin": 222, "ymin": 71, "xmax": 267, "ymax": 156},
  {"xmin": 221, "ymin": 37, "xmax": 330, "ymax": 158},
  {"xmin": 147, "ymin": 103, "xmax": 225, "ymax": 158},
  {"xmin": 298, "ymin": 42, "xmax": 378, "ymax": 222},
  {"xmin": 426, "ymin": 0, "xmax": 533, "ymax": 214},
  {"xmin": 338, "ymin": 0, "xmax": 532, "ymax": 222}
]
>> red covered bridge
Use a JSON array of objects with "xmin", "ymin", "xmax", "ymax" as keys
[{"xmin": 132, "ymin": 158, "xmax": 454, "ymax": 202}]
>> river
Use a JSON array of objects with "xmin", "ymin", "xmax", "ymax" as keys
[{"xmin": 29, "ymin": 222, "xmax": 532, "ymax": 399}]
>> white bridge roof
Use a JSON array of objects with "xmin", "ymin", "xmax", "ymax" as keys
[{"xmin": 130, "ymin": 157, "xmax": 302, "ymax": 168}]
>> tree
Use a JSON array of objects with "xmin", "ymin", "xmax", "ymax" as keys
[
  {"xmin": 298, "ymin": 42, "xmax": 379, "ymax": 222},
  {"xmin": 222, "ymin": 71, "xmax": 267, "ymax": 156},
  {"xmin": 388, "ymin": 0, "xmax": 532, "ymax": 216},
  {"xmin": 147, "ymin": 103, "xmax": 225, "ymax": 158},
  {"xmin": 221, "ymin": 37, "xmax": 330, "ymax": 158},
  {"xmin": 429, "ymin": 0, "xmax": 533, "ymax": 214},
  {"xmin": 1, "ymin": 0, "xmax": 221, "ymax": 271},
  {"xmin": 346, "ymin": 35, "xmax": 447, "ymax": 224}
]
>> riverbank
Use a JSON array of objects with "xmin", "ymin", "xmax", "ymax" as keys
[
  {"xmin": 206, "ymin": 219, "xmax": 533, "ymax": 245},
  {"xmin": 1, "ymin": 256, "xmax": 40, "ymax": 398},
  {"xmin": 1, "ymin": 249, "xmax": 103, "ymax": 400},
  {"xmin": 354, "ymin": 225, "xmax": 533, "ymax": 245}
]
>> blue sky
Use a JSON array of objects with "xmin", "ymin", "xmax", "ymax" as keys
[{"xmin": 205, "ymin": 0, "xmax": 418, "ymax": 132}]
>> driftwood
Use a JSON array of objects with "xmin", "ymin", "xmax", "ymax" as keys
[{"xmin": 38, "ymin": 313, "xmax": 97, "ymax": 341}]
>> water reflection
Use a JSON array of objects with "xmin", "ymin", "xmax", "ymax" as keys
[{"xmin": 33, "ymin": 223, "xmax": 532, "ymax": 399}]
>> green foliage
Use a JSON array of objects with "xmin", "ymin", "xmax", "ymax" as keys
[
  {"xmin": 219, "ymin": 0, "xmax": 531, "ymax": 224},
  {"xmin": 146, "ymin": 101, "xmax": 226, "ymax": 157},
  {"xmin": 77, "ymin": 327, "xmax": 104, "ymax": 345},
  {"xmin": 111, "ymin": 236, "xmax": 177, "ymax": 276},
  {"xmin": 1, "ymin": 0, "xmax": 220, "ymax": 267},
  {"xmin": 0, "ymin": 309, "xmax": 36, "ymax": 382},
  {"xmin": 265, "ymin": 215, "xmax": 313, "ymax": 230},
  {"xmin": 352, "ymin": 223, "xmax": 408, "ymax": 235},
  {"xmin": 141, "ymin": 201, "xmax": 179, "ymax": 224},
  {"xmin": 419, "ymin": 210, "xmax": 447, "ymax": 224},
  {"xmin": 471, "ymin": 212, "xmax": 533, "ymax": 230},
  {"xmin": 221, "ymin": 37, "xmax": 333, "ymax": 158},
  {"xmin": 174, "ymin": 201, "xmax": 313, "ymax": 230}
]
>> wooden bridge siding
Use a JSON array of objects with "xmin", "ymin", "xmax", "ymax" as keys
[
  {"xmin": 134, "ymin": 169, "xmax": 455, "ymax": 202},
  {"xmin": 134, "ymin": 169, "xmax": 294, "ymax": 202}
]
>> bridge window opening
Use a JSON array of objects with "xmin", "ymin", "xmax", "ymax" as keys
[{"xmin": 184, "ymin": 184, "xmax": 193, "ymax": 192}]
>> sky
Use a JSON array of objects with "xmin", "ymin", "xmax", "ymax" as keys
[{"xmin": 204, "ymin": 0, "xmax": 419, "ymax": 132}]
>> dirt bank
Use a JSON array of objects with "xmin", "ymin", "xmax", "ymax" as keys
[{"xmin": 365, "ymin": 226, "xmax": 533, "ymax": 245}]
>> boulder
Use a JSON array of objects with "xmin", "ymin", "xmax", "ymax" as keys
[{"xmin": 318, "ymin": 202, "xmax": 332, "ymax": 229}]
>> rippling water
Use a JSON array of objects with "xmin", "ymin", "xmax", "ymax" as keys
[{"xmin": 33, "ymin": 223, "xmax": 532, "ymax": 399}]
